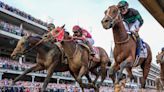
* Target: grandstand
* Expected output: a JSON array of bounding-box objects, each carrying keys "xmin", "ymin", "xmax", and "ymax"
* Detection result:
[{"xmin": 0, "ymin": 1, "xmax": 160, "ymax": 92}]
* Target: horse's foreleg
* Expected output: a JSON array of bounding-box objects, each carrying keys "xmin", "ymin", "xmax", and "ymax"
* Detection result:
[
  {"xmin": 116, "ymin": 60, "xmax": 127, "ymax": 84},
  {"xmin": 109, "ymin": 63, "xmax": 120, "ymax": 84},
  {"xmin": 85, "ymin": 73, "xmax": 92, "ymax": 83},
  {"xmin": 126, "ymin": 67, "xmax": 135, "ymax": 81},
  {"xmin": 70, "ymin": 71, "xmax": 85, "ymax": 92},
  {"xmin": 13, "ymin": 64, "xmax": 43, "ymax": 84},
  {"xmin": 77, "ymin": 66, "xmax": 95, "ymax": 89},
  {"xmin": 77, "ymin": 66, "xmax": 87, "ymax": 82},
  {"xmin": 41, "ymin": 63, "xmax": 57, "ymax": 92}
]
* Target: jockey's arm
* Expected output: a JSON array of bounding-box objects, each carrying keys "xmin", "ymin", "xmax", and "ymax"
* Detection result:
[
  {"xmin": 133, "ymin": 10, "xmax": 144, "ymax": 27},
  {"xmin": 73, "ymin": 36, "xmax": 86, "ymax": 41}
]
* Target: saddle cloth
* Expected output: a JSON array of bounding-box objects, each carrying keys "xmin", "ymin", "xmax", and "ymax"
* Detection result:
[
  {"xmin": 138, "ymin": 40, "xmax": 148, "ymax": 58},
  {"xmin": 93, "ymin": 46, "xmax": 100, "ymax": 60}
]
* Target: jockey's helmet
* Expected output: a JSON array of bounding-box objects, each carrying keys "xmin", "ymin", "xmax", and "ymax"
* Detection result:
[
  {"xmin": 118, "ymin": 1, "xmax": 129, "ymax": 8},
  {"xmin": 47, "ymin": 23, "xmax": 55, "ymax": 31},
  {"xmin": 118, "ymin": 1, "xmax": 129, "ymax": 14},
  {"xmin": 162, "ymin": 47, "xmax": 164, "ymax": 52},
  {"xmin": 72, "ymin": 25, "xmax": 81, "ymax": 32}
]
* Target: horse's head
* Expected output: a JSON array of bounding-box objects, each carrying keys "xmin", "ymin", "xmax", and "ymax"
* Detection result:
[
  {"xmin": 46, "ymin": 24, "xmax": 72, "ymax": 42},
  {"xmin": 11, "ymin": 36, "xmax": 29, "ymax": 59},
  {"xmin": 101, "ymin": 5, "xmax": 121, "ymax": 29},
  {"xmin": 156, "ymin": 52, "xmax": 164, "ymax": 64},
  {"xmin": 11, "ymin": 36, "xmax": 40, "ymax": 59}
]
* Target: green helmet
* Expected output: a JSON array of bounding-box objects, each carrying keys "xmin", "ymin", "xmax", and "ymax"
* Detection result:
[
  {"xmin": 162, "ymin": 47, "xmax": 164, "ymax": 51},
  {"xmin": 118, "ymin": 0, "xmax": 129, "ymax": 8},
  {"xmin": 47, "ymin": 23, "xmax": 55, "ymax": 30}
]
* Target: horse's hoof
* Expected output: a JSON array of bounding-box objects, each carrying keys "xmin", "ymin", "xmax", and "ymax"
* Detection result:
[
  {"xmin": 114, "ymin": 84, "xmax": 121, "ymax": 92},
  {"xmin": 95, "ymin": 83, "xmax": 100, "ymax": 88}
]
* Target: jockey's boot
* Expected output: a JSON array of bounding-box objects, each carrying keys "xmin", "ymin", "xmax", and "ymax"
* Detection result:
[
  {"xmin": 136, "ymin": 36, "xmax": 143, "ymax": 50},
  {"xmin": 86, "ymin": 41, "xmax": 95, "ymax": 56},
  {"xmin": 134, "ymin": 32, "xmax": 143, "ymax": 50}
]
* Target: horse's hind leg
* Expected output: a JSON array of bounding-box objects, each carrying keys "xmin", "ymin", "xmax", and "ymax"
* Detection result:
[
  {"xmin": 91, "ymin": 69, "xmax": 100, "ymax": 85},
  {"xmin": 13, "ymin": 64, "xmax": 43, "ymax": 84},
  {"xmin": 99, "ymin": 62, "xmax": 107, "ymax": 86},
  {"xmin": 141, "ymin": 58, "xmax": 151, "ymax": 88}
]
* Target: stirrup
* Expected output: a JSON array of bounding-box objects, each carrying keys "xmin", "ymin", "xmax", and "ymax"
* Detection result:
[{"xmin": 90, "ymin": 52, "xmax": 95, "ymax": 56}]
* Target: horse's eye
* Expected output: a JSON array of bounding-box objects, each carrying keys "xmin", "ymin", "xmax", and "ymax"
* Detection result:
[
  {"xmin": 21, "ymin": 42, "xmax": 24, "ymax": 45},
  {"xmin": 113, "ymin": 10, "xmax": 116, "ymax": 14}
]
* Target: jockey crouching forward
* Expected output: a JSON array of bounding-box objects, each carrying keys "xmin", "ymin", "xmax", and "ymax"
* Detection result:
[
  {"xmin": 72, "ymin": 25, "xmax": 95, "ymax": 57},
  {"xmin": 117, "ymin": 1, "xmax": 144, "ymax": 53}
]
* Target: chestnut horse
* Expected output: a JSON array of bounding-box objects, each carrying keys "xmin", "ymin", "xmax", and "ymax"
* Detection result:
[
  {"xmin": 45, "ymin": 26, "xmax": 111, "ymax": 92},
  {"xmin": 156, "ymin": 51, "xmax": 164, "ymax": 90},
  {"xmin": 11, "ymin": 36, "xmax": 70, "ymax": 92},
  {"xmin": 101, "ymin": 5, "xmax": 152, "ymax": 88}
]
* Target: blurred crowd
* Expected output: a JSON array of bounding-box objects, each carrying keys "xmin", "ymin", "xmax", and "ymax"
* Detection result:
[
  {"xmin": 0, "ymin": 1, "xmax": 48, "ymax": 27},
  {"xmin": 0, "ymin": 19, "xmax": 38, "ymax": 37},
  {"xmin": 0, "ymin": 79, "xmax": 80, "ymax": 92},
  {"xmin": 0, "ymin": 57, "xmax": 72, "ymax": 77}
]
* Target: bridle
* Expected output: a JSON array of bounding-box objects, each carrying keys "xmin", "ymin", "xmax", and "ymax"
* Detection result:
[
  {"xmin": 106, "ymin": 6, "xmax": 130, "ymax": 44},
  {"xmin": 106, "ymin": 7, "xmax": 121, "ymax": 28}
]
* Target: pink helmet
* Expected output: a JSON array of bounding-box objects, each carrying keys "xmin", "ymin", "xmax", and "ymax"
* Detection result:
[{"xmin": 72, "ymin": 25, "xmax": 81, "ymax": 32}]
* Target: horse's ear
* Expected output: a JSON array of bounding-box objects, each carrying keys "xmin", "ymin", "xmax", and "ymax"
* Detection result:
[{"xmin": 61, "ymin": 24, "xmax": 65, "ymax": 29}]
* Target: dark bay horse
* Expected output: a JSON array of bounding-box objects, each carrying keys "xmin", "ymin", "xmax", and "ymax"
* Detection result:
[
  {"xmin": 101, "ymin": 5, "xmax": 152, "ymax": 89},
  {"xmin": 46, "ymin": 26, "xmax": 111, "ymax": 92},
  {"xmin": 156, "ymin": 51, "xmax": 164, "ymax": 90},
  {"xmin": 11, "ymin": 36, "xmax": 70, "ymax": 92}
]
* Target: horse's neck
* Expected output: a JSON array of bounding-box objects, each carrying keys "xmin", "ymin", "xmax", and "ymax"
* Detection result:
[
  {"xmin": 28, "ymin": 36, "xmax": 45, "ymax": 55},
  {"xmin": 160, "ymin": 63, "xmax": 164, "ymax": 77},
  {"xmin": 112, "ymin": 17, "xmax": 129, "ymax": 44},
  {"xmin": 62, "ymin": 41, "xmax": 76, "ymax": 57}
]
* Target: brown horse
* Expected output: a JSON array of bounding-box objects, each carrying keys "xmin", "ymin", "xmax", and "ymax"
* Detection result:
[
  {"xmin": 101, "ymin": 5, "xmax": 152, "ymax": 88},
  {"xmin": 156, "ymin": 51, "xmax": 164, "ymax": 90},
  {"xmin": 11, "ymin": 36, "xmax": 69, "ymax": 92},
  {"xmin": 11, "ymin": 35, "xmax": 107, "ymax": 92},
  {"xmin": 45, "ymin": 26, "xmax": 111, "ymax": 92}
]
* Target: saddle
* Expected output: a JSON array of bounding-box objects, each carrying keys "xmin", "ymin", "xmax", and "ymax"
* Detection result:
[
  {"xmin": 55, "ymin": 42, "xmax": 68, "ymax": 64},
  {"xmin": 78, "ymin": 43, "xmax": 100, "ymax": 62}
]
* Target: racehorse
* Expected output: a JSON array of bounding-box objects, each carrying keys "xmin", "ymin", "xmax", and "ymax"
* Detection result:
[
  {"xmin": 101, "ymin": 5, "xmax": 152, "ymax": 89},
  {"xmin": 11, "ymin": 36, "xmax": 69, "ymax": 92},
  {"xmin": 156, "ymin": 51, "xmax": 164, "ymax": 91},
  {"xmin": 45, "ymin": 26, "xmax": 111, "ymax": 92}
]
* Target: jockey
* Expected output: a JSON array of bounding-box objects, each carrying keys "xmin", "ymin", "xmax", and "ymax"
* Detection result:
[
  {"xmin": 117, "ymin": 0, "xmax": 144, "ymax": 51},
  {"xmin": 47, "ymin": 23, "xmax": 55, "ymax": 32},
  {"xmin": 72, "ymin": 25, "xmax": 95, "ymax": 56},
  {"xmin": 43, "ymin": 23, "xmax": 55, "ymax": 42},
  {"xmin": 162, "ymin": 47, "xmax": 164, "ymax": 52}
]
